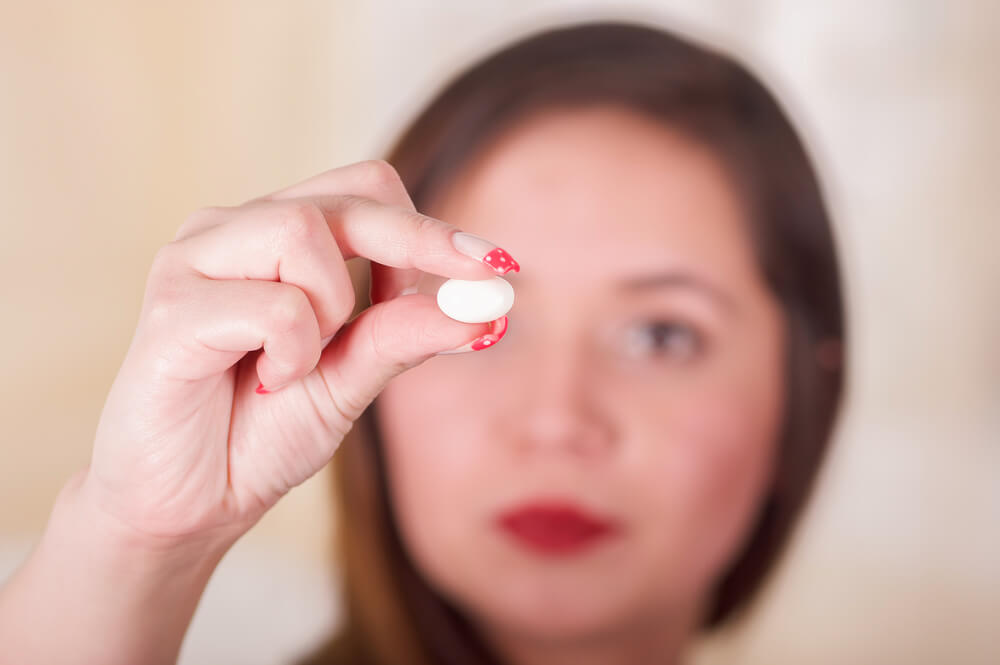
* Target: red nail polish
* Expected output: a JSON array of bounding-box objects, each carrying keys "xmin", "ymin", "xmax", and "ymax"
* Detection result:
[
  {"xmin": 256, "ymin": 383, "xmax": 270, "ymax": 394},
  {"xmin": 471, "ymin": 316, "xmax": 508, "ymax": 351},
  {"xmin": 491, "ymin": 315, "xmax": 508, "ymax": 339},
  {"xmin": 482, "ymin": 248, "xmax": 520, "ymax": 275}
]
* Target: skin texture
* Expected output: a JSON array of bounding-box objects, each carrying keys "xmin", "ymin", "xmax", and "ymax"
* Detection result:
[
  {"xmin": 376, "ymin": 107, "xmax": 787, "ymax": 665},
  {"xmin": 0, "ymin": 108, "xmax": 787, "ymax": 665},
  {"xmin": 0, "ymin": 160, "xmax": 504, "ymax": 665}
]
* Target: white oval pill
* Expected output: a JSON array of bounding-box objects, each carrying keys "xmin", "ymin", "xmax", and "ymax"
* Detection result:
[{"xmin": 436, "ymin": 276, "xmax": 514, "ymax": 323}]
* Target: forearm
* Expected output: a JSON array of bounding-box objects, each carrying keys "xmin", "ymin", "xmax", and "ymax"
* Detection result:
[{"xmin": 0, "ymin": 470, "xmax": 232, "ymax": 665}]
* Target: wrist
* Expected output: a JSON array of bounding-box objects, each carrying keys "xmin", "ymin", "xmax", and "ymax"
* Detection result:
[
  {"xmin": 0, "ymin": 469, "xmax": 236, "ymax": 665},
  {"xmin": 53, "ymin": 469, "xmax": 238, "ymax": 574}
]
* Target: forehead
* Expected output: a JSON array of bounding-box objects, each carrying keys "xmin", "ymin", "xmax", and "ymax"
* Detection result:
[{"xmin": 430, "ymin": 106, "xmax": 761, "ymax": 290}]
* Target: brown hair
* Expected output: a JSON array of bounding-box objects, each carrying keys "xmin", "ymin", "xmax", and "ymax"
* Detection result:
[{"xmin": 302, "ymin": 20, "xmax": 845, "ymax": 665}]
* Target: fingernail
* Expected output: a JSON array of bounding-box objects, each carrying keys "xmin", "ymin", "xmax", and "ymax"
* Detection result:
[
  {"xmin": 436, "ymin": 316, "xmax": 508, "ymax": 355},
  {"xmin": 451, "ymin": 232, "xmax": 520, "ymax": 275},
  {"xmin": 256, "ymin": 382, "xmax": 270, "ymax": 394}
]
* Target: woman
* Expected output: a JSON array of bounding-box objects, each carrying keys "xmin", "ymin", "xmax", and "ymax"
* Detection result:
[{"xmin": 0, "ymin": 22, "xmax": 844, "ymax": 665}]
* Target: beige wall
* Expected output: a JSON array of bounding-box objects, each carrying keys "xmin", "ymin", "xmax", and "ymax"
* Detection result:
[
  {"xmin": 0, "ymin": 1, "xmax": 359, "ymax": 557},
  {"xmin": 2, "ymin": 2, "xmax": 997, "ymax": 664}
]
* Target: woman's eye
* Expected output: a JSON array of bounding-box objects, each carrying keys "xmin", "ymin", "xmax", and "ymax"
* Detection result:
[{"xmin": 623, "ymin": 320, "xmax": 702, "ymax": 360}]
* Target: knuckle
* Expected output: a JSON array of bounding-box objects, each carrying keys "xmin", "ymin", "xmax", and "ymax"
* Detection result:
[
  {"xmin": 368, "ymin": 304, "xmax": 407, "ymax": 372},
  {"xmin": 175, "ymin": 206, "xmax": 225, "ymax": 240},
  {"xmin": 149, "ymin": 241, "xmax": 181, "ymax": 276},
  {"xmin": 357, "ymin": 159, "xmax": 402, "ymax": 188},
  {"xmin": 269, "ymin": 287, "xmax": 314, "ymax": 335},
  {"xmin": 335, "ymin": 193, "xmax": 370, "ymax": 215},
  {"xmin": 322, "ymin": 364, "xmax": 366, "ymax": 426},
  {"xmin": 404, "ymin": 210, "xmax": 439, "ymax": 239},
  {"xmin": 330, "ymin": 290, "xmax": 356, "ymax": 328},
  {"xmin": 277, "ymin": 201, "xmax": 327, "ymax": 246},
  {"xmin": 144, "ymin": 297, "xmax": 176, "ymax": 332},
  {"xmin": 356, "ymin": 159, "xmax": 412, "ymax": 209},
  {"xmin": 146, "ymin": 243, "xmax": 188, "ymax": 300},
  {"xmin": 409, "ymin": 211, "xmax": 452, "ymax": 255},
  {"xmin": 143, "ymin": 274, "xmax": 186, "ymax": 331}
]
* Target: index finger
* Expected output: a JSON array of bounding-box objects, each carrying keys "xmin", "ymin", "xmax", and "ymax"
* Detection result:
[
  {"xmin": 258, "ymin": 159, "xmax": 417, "ymax": 211},
  {"xmin": 309, "ymin": 194, "xmax": 521, "ymax": 279},
  {"xmin": 264, "ymin": 160, "xmax": 520, "ymax": 291}
]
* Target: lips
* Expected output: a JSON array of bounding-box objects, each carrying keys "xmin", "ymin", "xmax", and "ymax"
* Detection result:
[{"xmin": 496, "ymin": 502, "xmax": 619, "ymax": 555}]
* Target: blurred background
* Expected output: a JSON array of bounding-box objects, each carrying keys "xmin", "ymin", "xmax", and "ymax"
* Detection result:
[{"xmin": 1, "ymin": 1, "xmax": 997, "ymax": 664}]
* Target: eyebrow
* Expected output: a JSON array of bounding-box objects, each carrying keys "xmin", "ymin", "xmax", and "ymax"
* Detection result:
[{"xmin": 617, "ymin": 271, "xmax": 736, "ymax": 311}]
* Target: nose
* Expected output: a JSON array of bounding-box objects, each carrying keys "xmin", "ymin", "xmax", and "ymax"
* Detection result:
[{"xmin": 505, "ymin": 335, "xmax": 617, "ymax": 459}]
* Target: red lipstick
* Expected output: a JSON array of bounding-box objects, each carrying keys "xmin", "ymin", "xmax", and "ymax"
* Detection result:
[{"xmin": 496, "ymin": 502, "xmax": 619, "ymax": 555}]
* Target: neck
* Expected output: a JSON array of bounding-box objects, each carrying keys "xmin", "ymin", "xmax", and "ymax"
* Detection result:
[{"xmin": 478, "ymin": 603, "xmax": 703, "ymax": 665}]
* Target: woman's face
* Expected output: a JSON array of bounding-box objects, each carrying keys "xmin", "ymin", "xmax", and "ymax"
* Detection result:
[{"xmin": 376, "ymin": 107, "xmax": 786, "ymax": 644}]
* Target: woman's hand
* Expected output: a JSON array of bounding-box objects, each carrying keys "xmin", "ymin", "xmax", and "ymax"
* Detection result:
[
  {"xmin": 85, "ymin": 160, "xmax": 504, "ymax": 549},
  {"xmin": 0, "ymin": 160, "xmax": 510, "ymax": 665}
]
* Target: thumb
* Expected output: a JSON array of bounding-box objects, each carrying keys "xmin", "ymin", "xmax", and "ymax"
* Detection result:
[{"xmin": 316, "ymin": 294, "xmax": 493, "ymax": 422}]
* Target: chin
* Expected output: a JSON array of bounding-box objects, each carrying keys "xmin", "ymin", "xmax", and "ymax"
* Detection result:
[{"xmin": 464, "ymin": 568, "xmax": 644, "ymax": 642}]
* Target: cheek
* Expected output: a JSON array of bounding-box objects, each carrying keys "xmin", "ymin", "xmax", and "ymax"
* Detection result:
[
  {"xmin": 631, "ymin": 329, "xmax": 785, "ymax": 593},
  {"xmin": 374, "ymin": 359, "xmax": 501, "ymax": 580},
  {"xmin": 673, "ymin": 393, "xmax": 779, "ymax": 555},
  {"xmin": 377, "ymin": 361, "xmax": 483, "ymax": 492}
]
